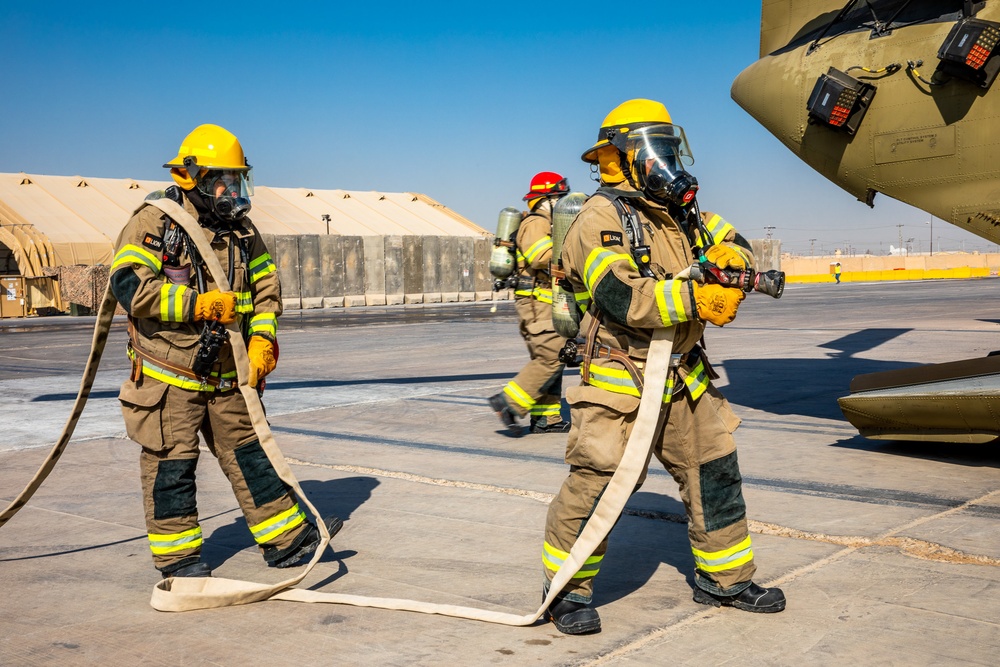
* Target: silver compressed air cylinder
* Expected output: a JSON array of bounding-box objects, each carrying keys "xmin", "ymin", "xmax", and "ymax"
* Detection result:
[
  {"xmin": 489, "ymin": 207, "xmax": 523, "ymax": 280},
  {"xmin": 550, "ymin": 192, "xmax": 587, "ymax": 339}
]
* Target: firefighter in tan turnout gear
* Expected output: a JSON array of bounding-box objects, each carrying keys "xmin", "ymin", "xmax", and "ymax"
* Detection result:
[
  {"xmin": 541, "ymin": 100, "xmax": 785, "ymax": 634},
  {"xmin": 111, "ymin": 124, "xmax": 341, "ymax": 579},
  {"xmin": 489, "ymin": 172, "xmax": 571, "ymax": 436}
]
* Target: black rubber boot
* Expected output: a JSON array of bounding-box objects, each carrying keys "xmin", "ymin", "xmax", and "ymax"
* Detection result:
[
  {"xmin": 530, "ymin": 417, "xmax": 571, "ymax": 434},
  {"xmin": 264, "ymin": 516, "xmax": 344, "ymax": 569},
  {"xmin": 693, "ymin": 582, "xmax": 786, "ymax": 613},
  {"xmin": 488, "ymin": 394, "xmax": 523, "ymax": 437},
  {"xmin": 161, "ymin": 560, "xmax": 212, "ymax": 579},
  {"xmin": 545, "ymin": 595, "xmax": 602, "ymax": 635}
]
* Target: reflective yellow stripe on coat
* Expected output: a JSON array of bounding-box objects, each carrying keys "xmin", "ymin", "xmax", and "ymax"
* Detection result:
[
  {"xmin": 128, "ymin": 349, "xmax": 237, "ymax": 392},
  {"xmin": 654, "ymin": 279, "xmax": 691, "ymax": 326},
  {"xmin": 248, "ymin": 312, "xmax": 277, "ymax": 339},
  {"xmin": 159, "ymin": 283, "xmax": 189, "ymax": 322},
  {"xmin": 583, "ymin": 248, "xmax": 636, "ymax": 296},
  {"xmin": 532, "ymin": 286, "xmax": 553, "ymax": 304},
  {"xmin": 523, "ymin": 237, "xmax": 553, "ymax": 265},
  {"xmin": 112, "ymin": 243, "xmax": 163, "ymax": 274},
  {"xmin": 585, "ymin": 359, "xmax": 709, "ymax": 402},
  {"xmin": 694, "ymin": 214, "xmax": 735, "ymax": 248},
  {"xmin": 248, "ymin": 253, "xmax": 276, "ymax": 283}
]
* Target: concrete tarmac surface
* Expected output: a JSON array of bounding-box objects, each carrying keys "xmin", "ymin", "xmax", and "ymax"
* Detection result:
[{"xmin": 2, "ymin": 279, "xmax": 1000, "ymax": 666}]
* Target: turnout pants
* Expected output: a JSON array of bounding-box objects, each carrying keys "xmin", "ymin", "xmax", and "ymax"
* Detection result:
[
  {"xmin": 119, "ymin": 377, "xmax": 309, "ymax": 572},
  {"xmin": 542, "ymin": 379, "xmax": 756, "ymax": 602},
  {"xmin": 502, "ymin": 297, "xmax": 565, "ymax": 425}
]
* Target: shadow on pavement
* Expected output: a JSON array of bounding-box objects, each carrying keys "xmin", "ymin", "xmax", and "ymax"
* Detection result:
[
  {"xmin": 722, "ymin": 328, "xmax": 919, "ymax": 420},
  {"xmin": 207, "ymin": 476, "xmax": 379, "ymax": 570},
  {"xmin": 589, "ymin": 491, "xmax": 696, "ymax": 608},
  {"xmin": 831, "ymin": 435, "xmax": 1000, "ymax": 469}
]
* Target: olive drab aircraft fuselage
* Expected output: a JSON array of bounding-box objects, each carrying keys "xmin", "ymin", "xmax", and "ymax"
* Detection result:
[
  {"xmin": 733, "ymin": 0, "xmax": 1000, "ymax": 244},
  {"xmin": 733, "ymin": 0, "xmax": 1000, "ymax": 444}
]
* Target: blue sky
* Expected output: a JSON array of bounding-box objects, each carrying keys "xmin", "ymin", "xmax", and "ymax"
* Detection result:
[{"xmin": 0, "ymin": 2, "xmax": 981, "ymax": 255}]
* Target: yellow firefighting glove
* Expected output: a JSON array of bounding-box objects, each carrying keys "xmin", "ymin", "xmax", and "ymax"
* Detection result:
[
  {"xmin": 693, "ymin": 283, "xmax": 745, "ymax": 327},
  {"xmin": 247, "ymin": 336, "xmax": 277, "ymax": 388},
  {"xmin": 194, "ymin": 289, "xmax": 237, "ymax": 324},
  {"xmin": 704, "ymin": 244, "xmax": 747, "ymax": 270}
]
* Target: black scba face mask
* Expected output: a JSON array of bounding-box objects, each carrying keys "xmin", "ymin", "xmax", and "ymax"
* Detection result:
[
  {"xmin": 609, "ymin": 123, "xmax": 699, "ymax": 207},
  {"xmin": 632, "ymin": 134, "xmax": 699, "ymax": 207},
  {"xmin": 641, "ymin": 155, "xmax": 699, "ymax": 207},
  {"xmin": 200, "ymin": 170, "xmax": 252, "ymax": 222},
  {"xmin": 210, "ymin": 177, "xmax": 251, "ymax": 221}
]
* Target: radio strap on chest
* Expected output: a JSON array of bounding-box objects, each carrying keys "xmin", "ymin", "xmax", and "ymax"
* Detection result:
[{"xmin": 594, "ymin": 189, "xmax": 655, "ymax": 279}]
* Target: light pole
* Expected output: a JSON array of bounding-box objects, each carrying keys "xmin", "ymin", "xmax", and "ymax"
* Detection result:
[
  {"xmin": 321, "ymin": 214, "xmax": 331, "ymax": 235},
  {"xmin": 927, "ymin": 215, "xmax": 933, "ymax": 256},
  {"xmin": 809, "ymin": 238, "xmax": 816, "ymax": 256}
]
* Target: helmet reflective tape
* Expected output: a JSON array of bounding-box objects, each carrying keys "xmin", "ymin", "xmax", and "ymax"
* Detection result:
[
  {"xmin": 530, "ymin": 180, "xmax": 563, "ymax": 192},
  {"xmin": 523, "ymin": 171, "xmax": 569, "ymax": 200}
]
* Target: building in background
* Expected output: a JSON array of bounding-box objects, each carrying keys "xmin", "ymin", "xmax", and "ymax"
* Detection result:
[{"xmin": 0, "ymin": 173, "xmax": 493, "ymax": 316}]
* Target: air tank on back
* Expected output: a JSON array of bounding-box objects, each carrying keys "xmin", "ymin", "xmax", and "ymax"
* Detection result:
[
  {"xmin": 550, "ymin": 192, "xmax": 587, "ymax": 338},
  {"xmin": 489, "ymin": 207, "xmax": 523, "ymax": 281}
]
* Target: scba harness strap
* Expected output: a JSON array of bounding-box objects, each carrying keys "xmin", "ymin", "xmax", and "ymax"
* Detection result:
[
  {"xmin": 0, "ymin": 194, "xmax": 680, "ymax": 628},
  {"xmin": 593, "ymin": 188, "xmax": 655, "ymax": 279}
]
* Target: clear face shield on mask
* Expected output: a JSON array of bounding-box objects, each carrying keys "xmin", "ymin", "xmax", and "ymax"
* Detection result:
[
  {"xmin": 619, "ymin": 124, "xmax": 699, "ymax": 206},
  {"xmin": 196, "ymin": 168, "xmax": 254, "ymax": 221}
]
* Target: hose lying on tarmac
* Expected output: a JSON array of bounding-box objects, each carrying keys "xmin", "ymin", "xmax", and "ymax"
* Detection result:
[{"xmin": 1, "ymin": 196, "xmax": 678, "ymax": 624}]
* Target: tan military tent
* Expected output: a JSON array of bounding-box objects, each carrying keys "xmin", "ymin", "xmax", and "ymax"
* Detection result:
[{"xmin": 0, "ymin": 172, "xmax": 487, "ymax": 276}]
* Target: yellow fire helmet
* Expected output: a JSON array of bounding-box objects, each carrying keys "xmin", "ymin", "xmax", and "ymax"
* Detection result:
[
  {"xmin": 585, "ymin": 99, "xmax": 671, "ymax": 185},
  {"xmin": 164, "ymin": 124, "xmax": 252, "ymax": 191},
  {"xmin": 582, "ymin": 99, "xmax": 693, "ymax": 189}
]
